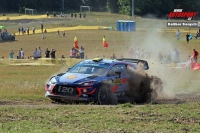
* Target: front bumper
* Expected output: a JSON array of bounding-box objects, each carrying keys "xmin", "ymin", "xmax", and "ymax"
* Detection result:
[{"xmin": 45, "ymin": 91, "xmax": 96, "ymax": 101}]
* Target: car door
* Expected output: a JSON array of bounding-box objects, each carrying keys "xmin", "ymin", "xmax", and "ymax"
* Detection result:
[{"xmin": 106, "ymin": 64, "xmax": 128, "ymax": 97}]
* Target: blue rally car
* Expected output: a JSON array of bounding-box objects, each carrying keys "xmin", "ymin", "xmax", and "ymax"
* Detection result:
[{"xmin": 45, "ymin": 58, "xmax": 150, "ymax": 104}]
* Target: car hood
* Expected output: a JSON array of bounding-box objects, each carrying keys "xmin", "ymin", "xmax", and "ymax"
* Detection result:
[{"xmin": 58, "ymin": 73, "xmax": 98, "ymax": 83}]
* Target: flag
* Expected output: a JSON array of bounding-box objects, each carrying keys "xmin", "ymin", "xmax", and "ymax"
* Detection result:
[
  {"xmin": 103, "ymin": 37, "xmax": 108, "ymax": 47},
  {"xmin": 74, "ymin": 37, "xmax": 79, "ymax": 49}
]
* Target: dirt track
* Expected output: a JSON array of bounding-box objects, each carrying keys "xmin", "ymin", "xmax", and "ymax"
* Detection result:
[{"xmin": 0, "ymin": 92, "xmax": 200, "ymax": 107}]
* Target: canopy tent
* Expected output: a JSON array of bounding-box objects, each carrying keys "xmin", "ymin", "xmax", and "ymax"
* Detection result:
[{"xmin": 0, "ymin": 26, "xmax": 6, "ymax": 29}]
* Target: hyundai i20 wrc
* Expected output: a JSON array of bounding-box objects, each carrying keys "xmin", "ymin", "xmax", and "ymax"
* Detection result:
[{"xmin": 45, "ymin": 58, "xmax": 151, "ymax": 104}]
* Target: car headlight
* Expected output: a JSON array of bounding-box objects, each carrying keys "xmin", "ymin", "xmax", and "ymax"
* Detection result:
[
  {"xmin": 78, "ymin": 80, "xmax": 96, "ymax": 86},
  {"xmin": 48, "ymin": 77, "xmax": 57, "ymax": 84}
]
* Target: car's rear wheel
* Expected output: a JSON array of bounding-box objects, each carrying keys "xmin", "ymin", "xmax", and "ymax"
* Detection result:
[{"xmin": 97, "ymin": 85, "xmax": 109, "ymax": 105}]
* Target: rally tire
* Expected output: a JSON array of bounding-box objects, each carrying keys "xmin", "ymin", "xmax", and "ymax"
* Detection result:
[{"xmin": 97, "ymin": 85, "xmax": 109, "ymax": 105}]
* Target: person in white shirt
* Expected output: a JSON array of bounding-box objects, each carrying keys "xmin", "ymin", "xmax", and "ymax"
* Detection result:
[
  {"xmin": 20, "ymin": 48, "xmax": 24, "ymax": 59},
  {"xmin": 79, "ymin": 46, "xmax": 84, "ymax": 59},
  {"xmin": 33, "ymin": 48, "xmax": 38, "ymax": 59},
  {"xmin": 32, "ymin": 26, "xmax": 35, "ymax": 34},
  {"xmin": 42, "ymin": 32, "xmax": 46, "ymax": 39},
  {"xmin": 37, "ymin": 47, "xmax": 42, "ymax": 58}
]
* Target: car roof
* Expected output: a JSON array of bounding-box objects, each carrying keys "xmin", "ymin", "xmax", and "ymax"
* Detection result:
[
  {"xmin": 80, "ymin": 58, "xmax": 149, "ymax": 70},
  {"xmin": 83, "ymin": 58, "xmax": 132, "ymax": 65}
]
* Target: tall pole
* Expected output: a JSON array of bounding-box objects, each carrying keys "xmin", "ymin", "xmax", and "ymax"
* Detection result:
[
  {"xmin": 62, "ymin": 0, "xmax": 64, "ymax": 11},
  {"xmin": 132, "ymin": 0, "xmax": 134, "ymax": 17}
]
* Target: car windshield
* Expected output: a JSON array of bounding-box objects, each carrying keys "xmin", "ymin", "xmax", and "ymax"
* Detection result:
[{"xmin": 68, "ymin": 61, "xmax": 110, "ymax": 76}]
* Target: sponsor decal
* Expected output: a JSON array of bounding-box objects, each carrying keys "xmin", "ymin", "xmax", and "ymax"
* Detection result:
[
  {"xmin": 168, "ymin": 9, "xmax": 197, "ymax": 19},
  {"xmin": 167, "ymin": 22, "xmax": 198, "ymax": 27},
  {"xmin": 83, "ymin": 89, "xmax": 87, "ymax": 93},
  {"xmin": 67, "ymin": 75, "xmax": 77, "ymax": 79},
  {"xmin": 113, "ymin": 78, "xmax": 122, "ymax": 84}
]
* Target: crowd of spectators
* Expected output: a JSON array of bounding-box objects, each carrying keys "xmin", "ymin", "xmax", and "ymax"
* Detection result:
[
  {"xmin": 7, "ymin": 46, "xmax": 57, "ymax": 60},
  {"xmin": 69, "ymin": 46, "xmax": 84, "ymax": 59}
]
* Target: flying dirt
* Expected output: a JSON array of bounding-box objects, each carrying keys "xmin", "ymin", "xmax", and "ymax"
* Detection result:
[{"xmin": 106, "ymin": 62, "xmax": 176, "ymax": 104}]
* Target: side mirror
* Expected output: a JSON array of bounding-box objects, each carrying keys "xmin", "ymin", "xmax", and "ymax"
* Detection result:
[{"xmin": 115, "ymin": 71, "xmax": 121, "ymax": 78}]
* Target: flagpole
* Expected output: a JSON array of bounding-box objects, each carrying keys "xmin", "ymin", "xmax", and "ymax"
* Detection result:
[{"xmin": 106, "ymin": 47, "xmax": 107, "ymax": 59}]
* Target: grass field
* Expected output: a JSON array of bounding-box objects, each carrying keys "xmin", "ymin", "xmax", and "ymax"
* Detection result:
[
  {"xmin": 1, "ymin": 103, "xmax": 200, "ymax": 132},
  {"xmin": 0, "ymin": 12, "xmax": 200, "ymax": 132}
]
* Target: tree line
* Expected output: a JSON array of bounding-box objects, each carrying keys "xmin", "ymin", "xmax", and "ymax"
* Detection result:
[{"xmin": 0, "ymin": 0, "xmax": 199, "ymax": 18}]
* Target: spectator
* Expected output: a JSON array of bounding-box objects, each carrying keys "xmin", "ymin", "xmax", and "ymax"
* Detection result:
[
  {"xmin": 46, "ymin": 11, "xmax": 49, "ymax": 17},
  {"xmin": 70, "ymin": 47, "xmax": 76, "ymax": 58},
  {"xmin": 32, "ymin": 26, "xmax": 35, "ymax": 34},
  {"xmin": 74, "ymin": 13, "xmax": 77, "ymax": 18},
  {"xmin": 111, "ymin": 54, "xmax": 116, "ymax": 60},
  {"xmin": 23, "ymin": 27, "xmax": 26, "ymax": 34},
  {"xmin": 27, "ymin": 27, "xmax": 29, "ymax": 35},
  {"xmin": 79, "ymin": 13, "xmax": 82, "ymax": 18},
  {"xmin": 9, "ymin": 50, "xmax": 14, "ymax": 59},
  {"xmin": 166, "ymin": 51, "xmax": 172, "ymax": 63},
  {"xmin": 79, "ymin": 46, "xmax": 85, "ymax": 59},
  {"xmin": 61, "ymin": 55, "xmax": 65, "ymax": 58},
  {"xmin": 37, "ymin": 47, "xmax": 42, "ymax": 58},
  {"xmin": 71, "ymin": 13, "xmax": 73, "ymax": 18},
  {"xmin": 50, "ymin": 49, "xmax": 56, "ymax": 58},
  {"xmin": 176, "ymin": 29, "xmax": 181, "ymax": 40},
  {"xmin": 163, "ymin": 55, "xmax": 168, "ymax": 64},
  {"xmin": 41, "ymin": 24, "xmax": 44, "ymax": 32},
  {"xmin": 186, "ymin": 33, "xmax": 190, "ymax": 43},
  {"xmin": 45, "ymin": 48, "xmax": 50, "ymax": 58},
  {"xmin": 63, "ymin": 31, "xmax": 66, "ymax": 37},
  {"xmin": 21, "ymin": 48, "xmax": 25, "ymax": 59},
  {"xmin": 42, "ymin": 32, "xmax": 46, "ymax": 40},
  {"xmin": 191, "ymin": 48, "xmax": 199, "ymax": 63},
  {"xmin": 53, "ymin": 11, "xmax": 56, "ymax": 17},
  {"xmin": 18, "ymin": 28, "xmax": 20, "ymax": 35},
  {"xmin": 21, "ymin": 27, "xmax": 24, "ymax": 35},
  {"xmin": 18, "ymin": 49, "xmax": 21, "ymax": 59},
  {"xmin": 33, "ymin": 48, "xmax": 38, "ymax": 59},
  {"xmin": 195, "ymin": 31, "xmax": 199, "ymax": 39},
  {"xmin": 57, "ymin": 30, "xmax": 61, "ymax": 38},
  {"xmin": 174, "ymin": 48, "xmax": 180, "ymax": 63},
  {"xmin": 44, "ymin": 29, "xmax": 47, "ymax": 33},
  {"xmin": 83, "ymin": 13, "xmax": 86, "ymax": 18}
]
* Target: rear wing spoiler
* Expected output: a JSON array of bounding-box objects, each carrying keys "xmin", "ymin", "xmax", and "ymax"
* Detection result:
[{"xmin": 116, "ymin": 58, "xmax": 149, "ymax": 70}]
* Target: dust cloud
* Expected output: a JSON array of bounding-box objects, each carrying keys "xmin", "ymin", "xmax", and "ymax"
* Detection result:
[
  {"xmin": 125, "ymin": 63, "xmax": 175, "ymax": 104},
  {"xmin": 119, "ymin": 19, "xmax": 183, "ymax": 103}
]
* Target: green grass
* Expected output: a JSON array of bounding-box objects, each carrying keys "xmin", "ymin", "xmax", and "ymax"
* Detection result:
[
  {"xmin": 0, "ymin": 66, "xmax": 61, "ymax": 100},
  {"xmin": 0, "ymin": 103, "xmax": 200, "ymax": 132}
]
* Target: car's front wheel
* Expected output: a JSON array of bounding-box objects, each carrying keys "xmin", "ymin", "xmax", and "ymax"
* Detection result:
[{"xmin": 97, "ymin": 84, "xmax": 109, "ymax": 105}]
